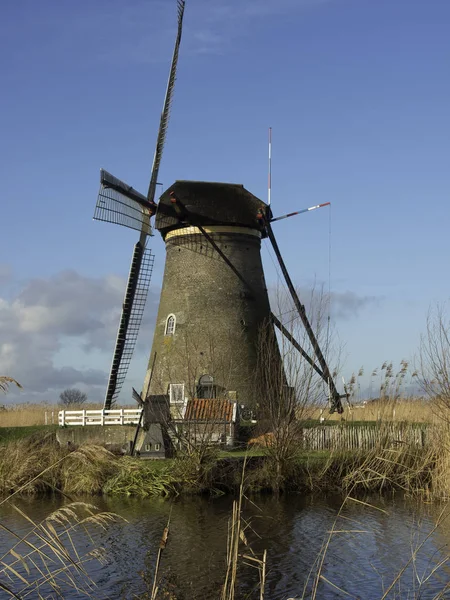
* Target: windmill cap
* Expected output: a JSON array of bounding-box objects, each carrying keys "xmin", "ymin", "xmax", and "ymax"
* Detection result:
[{"xmin": 155, "ymin": 180, "xmax": 268, "ymax": 234}]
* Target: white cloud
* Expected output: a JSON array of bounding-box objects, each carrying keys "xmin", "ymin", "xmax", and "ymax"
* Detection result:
[
  {"xmin": 270, "ymin": 284, "xmax": 380, "ymax": 323},
  {"xmin": 0, "ymin": 269, "xmax": 158, "ymax": 404}
]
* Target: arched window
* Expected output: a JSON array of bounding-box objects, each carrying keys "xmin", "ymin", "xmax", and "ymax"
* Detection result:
[
  {"xmin": 165, "ymin": 314, "xmax": 176, "ymax": 336},
  {"xmin": 197, "ymin": 374, "xmax": 215, "ymax": 399}
]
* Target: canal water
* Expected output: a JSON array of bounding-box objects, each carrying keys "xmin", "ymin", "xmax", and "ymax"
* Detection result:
[{"xmin": 1, "ymin": 493, "xmax": 449, "ymax": 599}]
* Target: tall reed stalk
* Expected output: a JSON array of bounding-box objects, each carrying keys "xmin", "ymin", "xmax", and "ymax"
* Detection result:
[
  {"xmin": 221, "ymin": 457, "xmax": 267, "ymax": 600},
  {"xmin": 1, "ymin": 499, "xmax": 124, "ymax": 597}
]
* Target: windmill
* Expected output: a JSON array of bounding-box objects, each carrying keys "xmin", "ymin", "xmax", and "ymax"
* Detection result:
[
  {"xmin": 142, "ymin": 183, "xmax": 346, "ymax": 415},
  {"xmin": 93, "ymin": 0, "xmax": 345, "ymax": 418},
  {"xmin": 93, "ymin": 0, "xmax": 185, "ymax": 410}
]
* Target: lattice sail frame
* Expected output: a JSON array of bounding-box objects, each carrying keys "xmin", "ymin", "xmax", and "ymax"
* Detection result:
[
  {"xmin": 105, "ymin": 245, "xmax": 155, "ymax": 405},
  {"xmin": 94, "ymin": 169, "xmax": 153, "ymax": 236}
]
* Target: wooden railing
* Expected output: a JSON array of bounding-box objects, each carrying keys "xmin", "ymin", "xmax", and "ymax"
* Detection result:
[
  {"xmin": 301, "ymin": 423, "xmax": 428, "ymax": 451},
  {"xmin": 58, "ymin": 408, "xmax": 142, "ymax": 427}
]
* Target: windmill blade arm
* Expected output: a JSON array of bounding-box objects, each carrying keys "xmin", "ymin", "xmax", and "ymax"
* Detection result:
[
  {"xmin": 147, "ymin": 0, "xmax": 186, "ymax": 204},
  {"xmin": 101, "ymin": 169, "xmax": 155, "ymax": 211},
  {"xmin": 104, "ymin": 244, "xmax": 155, "ymax": 409},
  {"xmin": 94, "ymin": 170, "xmax": 154, "ymax": 235}
]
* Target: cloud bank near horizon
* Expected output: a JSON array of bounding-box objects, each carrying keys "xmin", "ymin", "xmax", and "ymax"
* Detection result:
[
  {"xmin": 0, "ymin": 269, "xmax": 158, "ymax": 404},
  {"xmin": 0, "ymin": 265, "xmax": 377, "ymax": 405}
]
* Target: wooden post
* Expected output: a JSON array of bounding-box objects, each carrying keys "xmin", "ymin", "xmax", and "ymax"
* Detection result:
[
  {"xmin": 101, "ymin": 410, "xmax": 104, "ymax": 426},
  {"xmin": 61, "ymin": 410, "xmax": 65, "ymax": 426},
  {"xmin": 120, "ymin": 408, "xmax": 124, "ymax": 425},
  {"xmin": 82, "ymin": 409, "xmax": 86, "ymax": 426}
]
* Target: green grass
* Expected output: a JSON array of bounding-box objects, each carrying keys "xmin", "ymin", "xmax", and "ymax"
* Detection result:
[
  {"xmin": 0, "ymin": 425, "xmax": 58, "ymax": 443},
  {"xmin": 218, "ymin": 448, "xmax": 336, "ymax": 467},
  {"xmin": 218, "ymin": 448, "xmax": 265, "ymax": 458},
  {"xmin": 139, "ymin": 457, "xmax": 175, "ymax": 469}
]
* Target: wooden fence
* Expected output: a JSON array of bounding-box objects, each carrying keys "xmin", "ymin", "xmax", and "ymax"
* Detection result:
[
  {"xmin": 301, "ymin": 424, "xmax": 428, "ymax": 451},
  {"xmin": 58, "ymin": 409, "xmax": 142, "ymax": 427}
]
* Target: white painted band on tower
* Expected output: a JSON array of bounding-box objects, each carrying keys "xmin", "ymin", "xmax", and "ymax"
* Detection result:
[{"xmin": 165, "ymin": 225, "xmax": 262, "ymax": 241}]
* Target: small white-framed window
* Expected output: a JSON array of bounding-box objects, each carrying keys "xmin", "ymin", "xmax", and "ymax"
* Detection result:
[
  {"xmin": 155, "ymin": 443, "xmax": 161, "ymax": 451},
  {"xmin": 165, "ymin": 314, "xmax": 176, "ymax": 336},
  {"xmin": 169, "ymin": 383, "xmax": 185, "ymax": 404}
]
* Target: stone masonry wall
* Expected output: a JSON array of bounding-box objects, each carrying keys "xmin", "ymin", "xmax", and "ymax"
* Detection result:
[{"xmin": 143, "ymin": 230, "xmax": 273, "ymax": 406}]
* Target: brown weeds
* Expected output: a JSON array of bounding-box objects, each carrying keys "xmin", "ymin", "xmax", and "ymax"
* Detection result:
[{"xmin": 0, "ymin": 501, "xmax": 125, "ymax": 598}]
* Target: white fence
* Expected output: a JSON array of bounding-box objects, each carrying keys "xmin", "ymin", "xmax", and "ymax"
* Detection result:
[{"xmin": 58, "ymin": 408, "xmax": 142, "ymax": 427}]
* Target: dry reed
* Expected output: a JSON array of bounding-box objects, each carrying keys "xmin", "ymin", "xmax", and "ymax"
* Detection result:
[
  {"xmin": 0, "ymin": 377, "xmax": 22, "ymax": 395},
  {"xmin": 221, "ymin": 458, "xmax": 267, "ymax": 600},
  {"xmin": 0, "ymin": 403, "xmax": 102, "ymax": 428},
  {"xmin": 0, "ymin": 402, "xmax": 138, "ymax": 428},
  {"xmin": 150, "ymin": 512, "xmax": 172, "ymax": 600},
  {"xmin": 313, "ymin": 398, "xmax": 436, "ymax": 424},
  {"xmin": 0, "ymin": 434, "xmax": 179, "ymax": 499},
  {"xmin": 0, "ymin": 501, "xmax": 124, "ymax": 598}
]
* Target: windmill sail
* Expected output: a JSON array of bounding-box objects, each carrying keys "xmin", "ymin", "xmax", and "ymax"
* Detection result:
[
  {"xmin": 99, "ymin": 0, "xmax": 186, "ymax": 410},
  {"xmin": 94, "ymin": 169, "xmax": 154, "ymax": 235},
  {"xmin": 105, "ymin": 245, "xmax": 155, "ymax": 405},
  {"xmin": 147, "ymin": 0, "xmax": 185, "ymax": 204}
]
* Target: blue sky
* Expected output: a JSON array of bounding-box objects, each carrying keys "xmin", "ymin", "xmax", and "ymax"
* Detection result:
[{"xmin": 1, "ymin": 0, "xmax": 449, "ymax": 404}]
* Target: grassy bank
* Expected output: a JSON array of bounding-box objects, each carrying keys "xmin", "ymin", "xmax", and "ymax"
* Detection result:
[
  {"xmin": 0, "ymin": 425, "xmax": 58, "ymax": 443},
  {"xmin": 0, "ymin": 429, "xmax": 446, "ymax": 500}
]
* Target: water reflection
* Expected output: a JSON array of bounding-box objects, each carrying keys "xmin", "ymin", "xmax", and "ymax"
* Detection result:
[{"xmin": 1, "ymin": 493, "xmax": 449, "ymax": 599}]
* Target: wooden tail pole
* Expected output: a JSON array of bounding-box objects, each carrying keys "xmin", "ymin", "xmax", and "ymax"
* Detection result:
[
  {"xmin": 270, "ymin": 202, "xmax": 330, "ymax": 223},
  {"xmin": 271, "ymin": 313, "xmax": 324, "ymax": 379},
  {"xmin": 263, "ymin": 218, "xmax": 344, "ymax": 414}
]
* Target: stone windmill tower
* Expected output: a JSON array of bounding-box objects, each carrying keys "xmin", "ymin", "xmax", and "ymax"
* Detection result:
[
  {"xmin": 143, "ymin": 181, "xmax": 274, "ymax": 408},
  {"xmin": 142, "ymin": 180, "xmax": 347, "ymax": 416}
]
